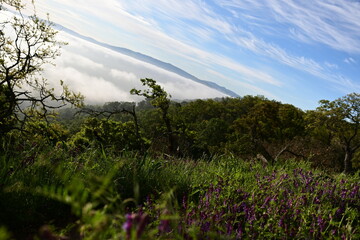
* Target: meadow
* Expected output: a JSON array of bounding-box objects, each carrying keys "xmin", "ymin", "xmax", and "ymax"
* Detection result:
[{"xmin": 0, "ymin": 142, "xmax": 359, "ymax": 239}]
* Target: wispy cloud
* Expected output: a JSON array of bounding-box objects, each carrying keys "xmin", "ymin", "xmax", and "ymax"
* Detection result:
[
  {"xmin": 227, "ymin": 33, "xmax": 360, "ymax": 92},
  {"xmin": 210, "ymin": 1, "xmax": 359, "ymax": 93},
  {"xmin": 344, "ymin": 57, "xmax": 357, "ymax": 64},
  {"xmin": 216, "ymin": 0, "xmax": 360, "ymax": 54},
  {"xmin": 121, "ymin": 0, "xmax": 235, "ymax": 35},
  {"xmin": 207, "ymin": 69, "xmax": 278, "ymax": 99},
  {"xmin": 324, "ymin": 62, "xmax": 338, "ymax": 69}
]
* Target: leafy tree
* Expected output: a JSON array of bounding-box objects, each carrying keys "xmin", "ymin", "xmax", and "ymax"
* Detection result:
[
  {"xmin": 0, "ymin": 0, "xmax": 83, "ymax": 135},
  {"xmin": 68, "ymin": 117, "xmax": 147, "ymax": 152},
  {"xmin": 179, "ymin": 99, "xmax": 224, "ymax": 123},
  {"xmin": 174, "ymin": 96, "xmax": 270, "ymax": 158},
  {"xmin": 305, "ymin": 110, "xmax": 333, "ymax": 145},
  {"xmin": 222, "ymin": 95, "xmax": 267, "ymax": 122},
  {"xmin": 131, "ymin": 78, "xmax": 177, "ymax": 154},
  {"xmin": 229, "ymin": 100, "xmax": 305, "ymax": 163},
  {"xmin": 229, "ymin": 100, "xmax": 280, "ymax": 162},
  {"xmin": 196, "ymin": 118, "xmax": 229, "ymax": 155},
  {"xmin": 317, "ymin": 93, "xmax": 360, "ymax": 173},
  {"xmin": 277, "ymin": 104, "xmax": 305, "ymax": 140},
  {"xmin": 79, "ymin": 101, "xmax": 140, "ymax": 138}
]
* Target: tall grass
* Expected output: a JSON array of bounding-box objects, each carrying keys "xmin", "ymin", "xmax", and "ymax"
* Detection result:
[{"xmin": 0, "ymin": 146, "xmax": 359, "ymax": 239}]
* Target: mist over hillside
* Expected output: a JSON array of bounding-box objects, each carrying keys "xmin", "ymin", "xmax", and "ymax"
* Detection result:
[
  {"xmin": 60, "ymin": 25, "xmax": 240, "ymax": 98},
  {"xmin": 43, "ymin": 25, "xmax": 239, "ymax": 104}
]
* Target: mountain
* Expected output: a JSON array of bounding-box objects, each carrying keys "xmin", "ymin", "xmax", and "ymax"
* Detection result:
[{"xmin": 56, "ymin": 25, "xmax": 240, "ymax": 98}]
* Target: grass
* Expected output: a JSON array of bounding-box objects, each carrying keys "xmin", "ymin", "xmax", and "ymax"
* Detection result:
[{"xmin": 0, "ymin": 146, "xmax": 359, "ymax": 239}]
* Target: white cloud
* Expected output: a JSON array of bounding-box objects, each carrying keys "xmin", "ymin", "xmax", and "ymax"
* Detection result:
[
  {"xmin": 110, "ymin": 69, "xmax": 137, "ymax": 83},
  {"xmin": 216, "ymin": 0, "xmax": 360, "ymax": 54},
  {"xmin": 55, "ymin": 67, "xmax": 132, "ymax": 103},
  {"xmin": 120, "ymin": 0, "xmax": 235, "ymax": 35},
  {"xmin": 344, "ymin": 57, "xmax": 357, "ymax": 64},
  {"xmin": 324, "ymin": 62, "xmax": 338, "ymax": 69},
  {"xmin": 59, "ymin": 50, "xmax": 105, "ymax": 70},
  {"xmin": 71, "ymin": 0, "xmax": 357, "ymax": 92},
  {"xmin": 229, "ymin": 33, "xmax": 359, "ymax": 91},
  {"xmin": 207, "ymin": 69, "xmax": 278, "ymax": 99},
  {"xmin": 42, "ymin": 31, "xmax": 228, "ymax": 104}
]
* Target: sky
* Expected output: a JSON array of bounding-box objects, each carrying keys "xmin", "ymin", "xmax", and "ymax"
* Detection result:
[{"xmin": 18, "ymin": 0, "xmax": 360, "ymax": 109}]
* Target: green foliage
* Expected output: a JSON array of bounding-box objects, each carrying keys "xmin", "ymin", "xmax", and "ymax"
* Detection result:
[
  {"xmin": 317, "ymin": 93, "xmax": 360, "ymax": 173},
  {"xmin": 68, "ymin": 117, "xmax": 148, "ymax": 153},
  {"xmin": 0, "ymin": 226, "xmax": 12, "ymax": 240},
  {"xmin": 131, "ymin": 78, "xmax": 177, "ymax": 154},
  {"xmin": 0, "ymin": 84, "xmax": 16, "ymax": 134},
  {"xmin": 36, "ymin": 165, "xmax": 126, "ymax": 239},
  {"xmin": 226, "ymin": 99, "xmax": 305, "ymax": 163},
  {"xmin": 130, "ymin": 78, "xmax": 171, "ymax": 111},
  {"xmin": 238, "ymin": 100, "xmax": 304, "ymax": 143}
]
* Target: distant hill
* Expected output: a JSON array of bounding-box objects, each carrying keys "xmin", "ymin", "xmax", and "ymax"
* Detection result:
[{"xmin": 56, "ymin": 25, "xmax": 240, "ymax": 98}]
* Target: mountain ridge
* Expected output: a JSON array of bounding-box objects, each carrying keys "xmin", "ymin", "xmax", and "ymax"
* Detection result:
[{"xmin": 56, "ymin": 25, "xmax": 240, "ymax": 98}]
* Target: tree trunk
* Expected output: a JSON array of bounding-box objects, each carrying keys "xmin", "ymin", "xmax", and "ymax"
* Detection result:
[
  {"xmin": 162, "ymin": 111, "xmax": 177, "ymax": 155},
  {"xmin": 275, "ymin": 145, "xmax": 289, "ymax": 162},
  {"xmin": 255, "ymin": 142, "xmax": 275, "ymax": 164},
  {"xmin": 130, "ymin": 105, "xmax": 140, "ymax": 139},
  {"xmin": 343, "ymin": 148, "xmax": 353, "ymax": 174}
]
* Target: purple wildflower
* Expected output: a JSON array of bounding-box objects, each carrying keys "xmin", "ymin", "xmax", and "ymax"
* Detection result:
[
  {"xmin": 159, "ymin": 219, "xmax": 171, "ymax": 233},
  {"xmin": 200, "ymin": 222, "xmax": 211, "ymax": 232},
  {"xmin": 349, "ymin": 185, "xmax": 359, "ymax": 198},
  {"xmin": 313, "ymin": 197, "xmax": 321, "ymax": 204},
  {"xmin": 261, "ymin": 196, "xmax": 272, "ymax": 208},
  {"xmin": 159, "ymin": 209, "xmax": 172, "ymax": 234},
  {"xmin": 317, "ymin": 215, "xmax": 326, "ymax": 232},
  {"xmin": 122, "ymin": 214, "xmax": 133, "ymax": 235},
  {"xmin": 122, "ymin": 212, "xmax": 149, "ymax": 239}
]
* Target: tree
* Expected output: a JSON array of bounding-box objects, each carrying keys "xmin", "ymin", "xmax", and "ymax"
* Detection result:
[
  {"xmin": 131, "ymin": 78, "xmax": 176, "ymax": 154},
  {"xmin": 79, "ymin": 101, "xmax": 141, "ymax": 139},
  {"xmin": 0, "ymin": 0, "xmax": 83, "ymax": 135},
  {"xmin": 68, "ymin": 117, "xmax": 147, "ymax": 153},
  {"xmin": 228, "ymin": 99, "xmax": 305, "ymax": 163},
  {"xmin": 305, "ymin": 110, "xmax": 334, "ymax": 146},
  {"xmin": 317, "ymin": 93, "xmax": 360, "ymax": 173},
  {"xmin": 230, "ymin": 100, "xmax": 280, "ymax": 163}
]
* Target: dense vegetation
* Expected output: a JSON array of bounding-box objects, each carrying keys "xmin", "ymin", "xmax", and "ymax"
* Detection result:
[
  {"xmin": 1, "ymin": 147, "xmax": 359, "ymax": 239},
  {"xmin": 1, "ymin": 1, "xmax": 359, "ymax": 239}
]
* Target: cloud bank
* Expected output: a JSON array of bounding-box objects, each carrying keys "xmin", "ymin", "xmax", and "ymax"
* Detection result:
[{"xmin": 44, "ymin": 32, "xmax": 228, "ymax": 105}]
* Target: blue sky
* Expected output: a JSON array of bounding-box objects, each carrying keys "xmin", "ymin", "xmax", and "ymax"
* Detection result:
[{"xmin": 25, "ymin": 0, "xmax": 360, "ymax": 109}]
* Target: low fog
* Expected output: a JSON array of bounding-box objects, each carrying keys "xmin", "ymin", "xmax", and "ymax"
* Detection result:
[{"xmin": 44, "ymin": 32, "xmax": 227, "ymax": 105}]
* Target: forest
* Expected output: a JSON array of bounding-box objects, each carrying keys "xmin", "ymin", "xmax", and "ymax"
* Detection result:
[{"xmin": 1, "ymin": 0, "xmax": 359, "ymax": 239}]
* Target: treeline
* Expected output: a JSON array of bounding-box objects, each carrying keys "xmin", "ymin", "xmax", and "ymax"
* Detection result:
[{"xmin": 6, "ymin": 78, "xmax": 356, "ymax": 174}]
